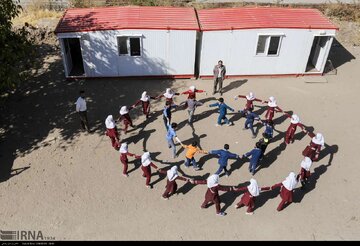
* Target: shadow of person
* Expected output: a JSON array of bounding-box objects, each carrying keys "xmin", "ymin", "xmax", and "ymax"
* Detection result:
[
  {"xmin": 228, "ymin": 157, "xmax": 246, "ymax": 173},
  {"xmin": 122, "ymin": 129, "xmax": 156, "ymax": 152},
  {"xmin": 176, "ymin": 172, "xmax": 210, "ymax": 196},
  {"xmin": 255, "ymin": 142, "xmax": 287, "ymax": 174},
  {"xmin": 255, "ymin": 188, "xmax": 283, "ymax": 210},
  {"xmin": 273, "ymin": 110, "xmax": 293, "ymax": 126},
  {"xmin": 221, "ymin": 79, "xmax": 248, "ymax": 94},
  {"xmin": 293, "ymin": 144, "xmax": 338, "ymax": 203},
  {"xmin": 219, "ymin": 181, "xmax": 248, "ymax": 212},
  {"xmin": 253, "ymin": 105, "xmax": 268, "ymax": 117},
  {"xmin": 189, "ymin": 108, "xmax": 218, "ymax": 125}
]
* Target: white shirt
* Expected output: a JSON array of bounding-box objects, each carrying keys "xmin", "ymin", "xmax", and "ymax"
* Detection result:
[
  {"xmin": 76, "ymin": 97, "xmax": 87, "ymax": 112},
  {"xmin": 217, "ymin": 67, "xmax": 223, "ymax": 78}
]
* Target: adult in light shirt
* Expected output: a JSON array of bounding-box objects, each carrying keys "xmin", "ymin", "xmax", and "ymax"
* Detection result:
[
  {"xmin": 75, "ymin": 90, "xmax": 91, "ymax": 133},
  {"xmin": 213, "ymin": 60, "xmax": 226, "ymax": 96}
]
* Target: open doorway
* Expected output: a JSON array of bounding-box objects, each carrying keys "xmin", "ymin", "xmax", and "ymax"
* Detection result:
[
  {"xmin": 62, "ymin": 38, "xmax": 85, "ymax": 76},
  {"xmin": 306, "ymin": 36, "xmax": 332, "ymax": 73}
]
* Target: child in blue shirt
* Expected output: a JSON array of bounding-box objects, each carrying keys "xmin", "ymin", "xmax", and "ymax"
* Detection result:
[
  {"xmin": 243, "ymin": 142, "xmax": 262, "ymax": 175},
  {"xmin": 209, "ymin": 144, "xmax": 239, "ymax": 176},
  {"xmin": 209, "ymin": 98, "xmax": 234, "ymax": 126},
  {"xmin": 243, "ymin": 110, "xmax": 261, "ymax": 138}
]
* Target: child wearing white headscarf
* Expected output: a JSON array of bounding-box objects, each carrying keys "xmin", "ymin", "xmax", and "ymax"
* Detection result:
[
  {"xmin": 158, "ymin": 88, "xmax": 179, "ymax": 105},
  {"xmin": 105, "ymin": 115, "xmax": 120, "ymax": 150},
  {"xmin": 118, "ymin": 105, "xmax": 134, "ymax": 134},
  {"xmin": 234, "ymin": 92, "xmax": 264, "ymax": 114},
  {"xmin": 263, "ymin": 96, "xmax": 283, "ymax": 124},
  {"xmin": 181, "ymin": 85, "xmax": 206, "ymax": 100},
  {"xmin": 193, "ymin": 174, "xmax": 233, "ymax": 216},
  {"xmin": 233, "ymin": 178, "xmax": 270, "ymax": 215},
  {"xmin": 302, "ymin": 132, "xmax": 325, "ymax": 161},
  {"xmin": 119, "ymin": 143, "xmax": 141, "ymax": 177},
  {"xmin": 158, "ymin": 166, "xmax": 189, "ymax": 200},
  {"xmin": 141, "ymin": 152, "xmax": 159, "ymax": 189},
  {"xmin": 299, "ymin": 157, "xmax": 313, "ymax": 189},
  {"xmin": 284, "ymin": 113, "xmax": 305, "ymax": 144},
  {"xmin": 133, "ymin": 91, "xmax": 157, "ymax": 118},
  {"xmin": 271, "ymin": 172, "xmax": 299, "ymax": 211}
]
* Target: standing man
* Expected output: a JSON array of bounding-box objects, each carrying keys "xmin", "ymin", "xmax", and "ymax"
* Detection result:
[
  {"xmin": 75, "ymin": 90, "xmax": 91, "ymax": 133},
  {"xmin": 213, "ymin": 60, "xmax": 226, "ymax": 96}
]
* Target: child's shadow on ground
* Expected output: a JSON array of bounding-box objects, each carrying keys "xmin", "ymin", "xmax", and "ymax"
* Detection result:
[{"xmin": 219, "ymin": 181, "xmax": 249, "ymax": 212}]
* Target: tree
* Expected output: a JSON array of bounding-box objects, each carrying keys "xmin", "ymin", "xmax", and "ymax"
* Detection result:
[{"xmin": 0, "ymin": 0, "xmax": 33, "ymax": 92}]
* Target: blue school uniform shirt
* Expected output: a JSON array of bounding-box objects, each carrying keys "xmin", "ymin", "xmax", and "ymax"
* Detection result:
[
  {"xmin": 264, "ymin": 124, "xmax": 274, "ymax": 138},
  {"xmin": 209, "ymin": 102, "xmax": 234, "ymax": 116},
  {"xmin": 163, "ymin": 105, "xmax": 176, "ymax": 119},
  {"xmin": 244, "ymin": 148, "xmax": 262, "ymax": 165},
  {"xmin": 166, "ymin": 126, "xmax": 176, "ymax": 141},
  {"xmin": 209, "ymin": 149, "xmax": 238, "ymax": 167},
  {"xmin": 245, "ymin": 112, "xmax": 260, "ymax": 123}
]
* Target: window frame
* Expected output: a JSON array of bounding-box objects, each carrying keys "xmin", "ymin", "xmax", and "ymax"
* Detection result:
[
  {"xmin": 255, "ymin": 34, "xmax": 284, "ymax": 57},
  {"xmin": 117, "ymin": 35, "xmax": 143, "ymax": 57}
]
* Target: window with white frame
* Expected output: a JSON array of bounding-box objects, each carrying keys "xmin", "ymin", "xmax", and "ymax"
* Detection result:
[
  {"xmin": 117, "ymin": 36, "xmax": 142, "ymax": 56},
  {"xmin": 256, "ymin": 35, "xmax": 283, "ymax": 56}
]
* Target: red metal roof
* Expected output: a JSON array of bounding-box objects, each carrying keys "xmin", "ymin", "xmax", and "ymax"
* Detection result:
[
  {"xmin": 197, "ymin": 7, "xmax": 339, "ymax": 31},
  {"xmin": 55, "ymin": 6, "xmax": 200, "ymax": 33}
]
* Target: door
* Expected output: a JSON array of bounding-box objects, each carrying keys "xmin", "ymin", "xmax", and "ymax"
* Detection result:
[
  {"xmin": 306, "ymin": 36, "xmax": 331, "ymax": 73},
  {"xmin": 62, "ymin": 38, "xmax": 85, "ymax": 76}
]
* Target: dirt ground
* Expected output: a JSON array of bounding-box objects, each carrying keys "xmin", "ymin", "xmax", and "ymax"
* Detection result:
[{"xmin": 1, "ymin": 19, "xmax": 360, "ymax": 240}]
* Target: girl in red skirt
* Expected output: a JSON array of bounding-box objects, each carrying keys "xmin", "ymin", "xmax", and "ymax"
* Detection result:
[
  {"xmin": 118, "ymin": 105, "xmax": 134, "ymax": 134},
  {"xmin": 299, "ymin": 157, "xmax": 312, "ymax": 190},
  {"xmin": 302, "ymin": 132, "xmax": 324, "ymax": 161},
  {"xmin": 284, "ymin": 113, "xmax": 305, "ymax": 144},
  {"xmin": 119, "ymin": 143, "xmax": 141, "ymax": 177},
  {"xmin": 234, "ymin": 92, "xmax": 263, "ymax": 114},
  {"xmin": 105, "ymin": 115, "xmax": 120, "ymax": 150},
  {"xmin": 159, "ymin": 166, "xmax": 190, "ymax": 200},
  {"xmin": 141, "ymin": 152, "xmax": 159, "ymax": 189},
  {"xmin": 263, "ymin": 96, "xmax": 283, "ymax": 124},
  {"xmin": 271, "ymin": 172, "xmax": 299, "ymax": 211},
  {"xmin": 181, "ymin": 85, "xmax": 206, "ymax": 100},
  {"xmin": 193, "ymin": 174, "xmax": 233, "ymax": 216},
  {"xmin": 157, "ymin": 88, "xmax": 179, "ymax": 105},
  {"xmin": 234, "ymin": 178, "xmax": 270, "ymax": 215},
  {"xmin": 133, "ymin": 91, "xmax": 157, "ymax": 119}
]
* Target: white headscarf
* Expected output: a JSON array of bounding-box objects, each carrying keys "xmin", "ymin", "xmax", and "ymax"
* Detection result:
[
  {"xmin": 167, "ymin": 166, "xmax": 179, "ymax": 181},
  {"xmin": 247, "ymin": 178, "xmax": 260, "ymax": 197},
  {"xmin": 140, "ymin": 91, "xmax": 149, "ymax": 102},
  {"xmin": 189, "ymin": 85, "xmax": 196, "ymax": 92},
  {"xmin": 290, "ymin": 114, "xmax": 300, "ymax": 124},
  {"xmin": 246, "ymin": 92, "xmax": 255, "ymax": 100},
  {"xmin": 207, "ymin": 174, "xmax": 219, "ymax": 188},
  {"xmin": 119, "ymin": 106, "xmax": 129, "ymax": 115},
  {"xmin": 312, "ymin": 133, "xmax": 325, "ymax": 146},
  {"xmin": 163, "ymin": 88, "xmax": 174, "ymax": 99},
  {"xmin": 282, "ymin": 172, "xmax": 298, "ymax": 191},
  {"xmin": 119, "ymin": 143, "xmax": 128, "ymax": 154},
  {"xmin": 268, "ymin": 96, "xmax": 277, "ymax": 107},
  {"xmin": 141, "ymin": 152, "xmax": 151, "ymax": 167},
  {"xmin": 300, "ymin": 157, "xmax": 312, "ymax": 171},
  {"xmin": 105, "ymin": 115, "xmax": 116, "ymax": 129}
]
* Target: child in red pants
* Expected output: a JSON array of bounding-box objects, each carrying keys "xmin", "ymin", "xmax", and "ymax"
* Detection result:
[
  {"xmin": 193, "ymin": 174, "xmax": 233, "ymax": 216},
  {"xmin": 271, "ymin": 172, "xmax": 299, "ymax": 211},
  {"xmin": 119, "ymin": 143, "xmax": 140, "ymax": 177},
  {"xmin": 233, "ymin": 178, "xmax": 270, "ymax": 215},
  {"xmin": 141, "ymin": 152, "xmax": 159, "ymax": 189},
  {"xmin": 105, "ymin": 115, "xmax": 120, "ymax": 150},
  {"xmin": 159, "ymin": 166, "xmax": 190, "ymax": 200}
]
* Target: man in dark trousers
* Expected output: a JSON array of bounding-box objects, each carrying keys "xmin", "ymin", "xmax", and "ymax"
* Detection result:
[
  {"xmin": 213, "ymin": 60, "xmax": 226, "ymax": 96},
  {"xmin": 75, "ymin": 90, "xmax": 91, "ymax": 132}
]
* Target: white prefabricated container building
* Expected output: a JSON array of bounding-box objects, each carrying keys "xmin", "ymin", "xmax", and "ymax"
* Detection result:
[
  {"xmin": 55, "ymin": 6, "xmax": 200, "ymax": 78},
  {"xmin": 197, "ymin": 7, "xmax": 338, "ymax": 77}
]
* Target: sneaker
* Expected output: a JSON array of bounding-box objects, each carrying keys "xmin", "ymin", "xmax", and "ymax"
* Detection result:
[
  {"xmin": 162, "ymin": 196, "xmax": 169, "ymax": 200},
  {"xmin": 226, "ymin": 122, "xmax": 232, "ymax": 126},
  {"xmin": 234, "ymin": 205, "xmax": 240, "ymax": 209},
  {"xmin": 252, "ymin": 135, "xmax": 256, "ymax": 139},
  {"xmin": 251, "ymin": 171, "xmax": 255, "ymax": 176},
  {"xmin": 225, "ymin": 172, "xmax": 230, "ymax": 177},
  {"xmin": 242, "ymin": 127, "xmax": 247, "ymax": 130},
  {"xmin": 122, "ymin": 173, "xmax": 129, "ymax": 177},
  {"xmin": 168, "ymin": 145, "xmax": 172, "ymax": 149},
  {"xmin": 216, "ymin": 212, "xmax": 226, "ymax": 216},
  {"xmin": 146, "ymin": 185, "xmax": 153, "ymax": 189},
  {"xmin": 245, "ymin": 212, "xmax": 254, "ymax": 215},
  {"xmin": 184, "ymin": 165, "xmax": 190, "ymax": 168},
  {"xmin": 194, "ymin": 167, "xmax": 201, "ymax": 171},
  {"xmin": 215, "ymin": 124, "xmax": 220, "ymax": 127}
]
